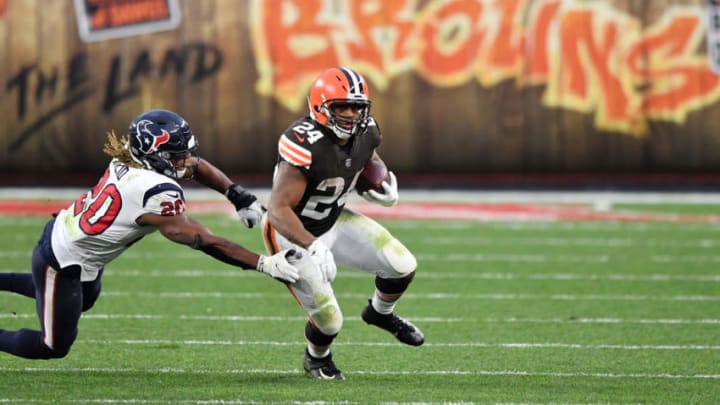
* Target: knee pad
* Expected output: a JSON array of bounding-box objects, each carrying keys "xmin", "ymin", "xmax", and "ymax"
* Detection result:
[
  {"xmin": 381, "ymin": 239, "xmax": 417, "ymax": 277},
  {"xmin": 305, "ymin": 321, "xmax": 338, "ymax": 346},
  {"xmin": 375, "ymin": 271, "xmax": 416, "ymax": 294}
]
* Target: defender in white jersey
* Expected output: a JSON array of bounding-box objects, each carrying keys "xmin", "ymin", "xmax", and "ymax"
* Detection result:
[
  {"xmin": 263, "ymin": 67, "xmax": 424, "ymax": 381},
  {"xmin": 0, "ymin": 109, "xmax": 299, "ymax": 360}
]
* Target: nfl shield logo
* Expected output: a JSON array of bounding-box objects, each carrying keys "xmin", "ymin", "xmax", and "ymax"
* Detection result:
[{"xmin": 345, "ymin": 158, "xmax": 352, "ymax": 168}]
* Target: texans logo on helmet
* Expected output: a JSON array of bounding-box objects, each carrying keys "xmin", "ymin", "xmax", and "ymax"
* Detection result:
[{"xmin": 135, "ymin": 119, "xmax": 170, "ymax": 154}]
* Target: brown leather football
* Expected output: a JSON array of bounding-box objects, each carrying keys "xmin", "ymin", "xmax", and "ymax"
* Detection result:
[{"xmin": 356, "ymin": 158, "xmax": 389, "ymax": 193}]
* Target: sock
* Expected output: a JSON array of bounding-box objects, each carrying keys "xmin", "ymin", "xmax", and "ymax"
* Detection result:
[
  {"xmin": 371, "ymin": 289, "xmax": 396, "ymax": 315},
  {"xmin": 307, "ymin": 344, "xmax": 330, "ymax": 359}
]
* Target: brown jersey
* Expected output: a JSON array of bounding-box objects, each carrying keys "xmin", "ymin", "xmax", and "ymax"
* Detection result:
[{"xmin": 276, "ymin": 116, "xmax": 381, "ymax": 236}]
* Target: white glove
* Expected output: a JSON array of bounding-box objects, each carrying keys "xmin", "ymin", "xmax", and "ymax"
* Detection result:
[
  {"xmin": 237, "ymin": 200, "xmax": 263, "ymax": 228},
  {"xmin": 225, "ymin": 184, "xmax": 263, "ymax": 228},
  {"xmin": 256, "ymin": 249, "xmax": 301, "ymax": 283},
  {"xmin": 308, "ymin": 240, "xmax": 337, "ymax": 283},
  {"xmin": 361, "ymin": 171, "xmax": 399, "ymax": 207}
]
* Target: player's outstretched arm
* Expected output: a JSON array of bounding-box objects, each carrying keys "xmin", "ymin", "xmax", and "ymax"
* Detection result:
[
  {"xmin": 194, "ymin": 158, "xmax": 263, "ymax": 228},
  {"xmin": 137, "ymin": 212, "xmax": 298, "ymax": 283}
]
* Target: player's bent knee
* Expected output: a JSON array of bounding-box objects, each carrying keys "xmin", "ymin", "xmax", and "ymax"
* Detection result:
[
  {"xmin": 382, "ymin": 238, "xmax": 417, "ymax": 277},
  {"xmin": 312, "ymin": 309, "xmax": 343, "ymax": 336},
  {"xmin": 44, "ymin": 329, "xmax": 78, "ymax": 359},
  {"xmin": 82, "ymin": 295, "xmax": 100, "ymax": 312},
  {"xmin": 48, "ymin": 346, "xmax": 71, "ymax": 359},
  {"xmin": 38, "ymin": 342, "xmax": 72, "ymax": 359}
]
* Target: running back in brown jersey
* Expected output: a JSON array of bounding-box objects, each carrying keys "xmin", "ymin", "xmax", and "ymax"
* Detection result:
[{"xmin": 276, "ymin": 116, "xmax": 381, "ymax": 236}]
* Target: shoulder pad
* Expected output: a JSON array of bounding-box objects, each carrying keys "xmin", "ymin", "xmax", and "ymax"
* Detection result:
[
  {"xmin": 143, "ymin": 182, "xmax": 185, "ymax": 216},
  {"xmin": 278, "ymin": 134, "xmax": 312, "ymax": 168}
]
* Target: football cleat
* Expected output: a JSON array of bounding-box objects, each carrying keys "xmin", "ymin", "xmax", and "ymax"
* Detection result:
[
  {"xmin": 361, "ymin": 299, "xmax": 425, "ymax": 346},
  {"xmin": 303, "ymin": 349, "xmax": 345, "ymax": 381}
]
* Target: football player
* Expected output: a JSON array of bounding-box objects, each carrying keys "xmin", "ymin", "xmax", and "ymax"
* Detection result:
[
  {"xmin": 262, "ymin": 67, "xmax": 424, "ymax": 380},
  {"xmin": 0, "ymin": 109, "xmax": 299, "ymax": 360}
]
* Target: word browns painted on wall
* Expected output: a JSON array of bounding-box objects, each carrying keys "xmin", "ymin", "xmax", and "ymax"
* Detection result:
[{"xmin": 252, "ymin": 0, "xmax": 720, "ymax": 137}]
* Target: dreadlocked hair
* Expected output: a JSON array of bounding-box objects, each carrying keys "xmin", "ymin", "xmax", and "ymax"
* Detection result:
[{"xmin": 103, "ymin": 130, "xmax": 143, "ymax": 168}]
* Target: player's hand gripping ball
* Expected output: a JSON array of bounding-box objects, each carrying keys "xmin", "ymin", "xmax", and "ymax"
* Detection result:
[{"xmin": 355, "ymin": 158, "xmax": 389, "ymax": 194}]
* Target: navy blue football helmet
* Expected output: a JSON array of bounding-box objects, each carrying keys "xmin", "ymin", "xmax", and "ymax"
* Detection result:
[{"xmin": 128, "ymin": 109, "xmax": 199, "ymax": 179}]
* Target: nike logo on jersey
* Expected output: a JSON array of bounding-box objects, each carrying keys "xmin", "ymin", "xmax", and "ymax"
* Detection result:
[
  {"xmin": 167, "ymin": 192, "xmax": 180, "ymax": 198},
  {"xmin": 293, "ymin": 131, "xmax": 305, "ymax": 143}
]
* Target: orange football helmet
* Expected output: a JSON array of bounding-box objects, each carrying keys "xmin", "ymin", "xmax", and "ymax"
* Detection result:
[{"xmin": 308, "ymin": 66, "xmax": 371, "ymax": 140}]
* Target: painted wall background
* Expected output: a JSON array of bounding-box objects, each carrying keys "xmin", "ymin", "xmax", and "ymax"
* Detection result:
[{"xmin": 1, "ymin": 0, "xmax": 720, "ymax": 183}]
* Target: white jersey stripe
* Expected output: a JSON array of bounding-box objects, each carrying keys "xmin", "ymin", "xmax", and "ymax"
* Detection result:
[
  {"xmin": 42, "ymin": 266, "xmax": 58, "ymax": 349},
  {"xmin": 279, "ymin": 135, "xmax": 311, "ymax": 167}
]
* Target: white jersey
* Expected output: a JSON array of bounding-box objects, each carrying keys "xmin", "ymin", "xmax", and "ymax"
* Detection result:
[{"xmin": 51, "ymin": 159, "xmax": 185, "ymax": 281}]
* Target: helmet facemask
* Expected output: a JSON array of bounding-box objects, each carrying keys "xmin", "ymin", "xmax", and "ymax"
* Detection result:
[
  {"xmin": 320, "ymin": 99, "xmax": 371, "ymax": 140},
  {"xmin": 153, "ymin": 143, "xmax": 199, "ymax": 179}
]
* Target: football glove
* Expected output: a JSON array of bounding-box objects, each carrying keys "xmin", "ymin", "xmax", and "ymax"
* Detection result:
[
  {"xmin": 362, "ymin": 171, "xmax": 399, "ymax": 207},
  {"xmin": 256, "ymin": 249, "xmax": 301, "ymax": 283},
  {"xmin": 225, "ymin": 184, "xmax": 263, "ymax": 228},
  {"xmin": 308, "ymin": 239, "xmax": 337, "ymax": 283}
]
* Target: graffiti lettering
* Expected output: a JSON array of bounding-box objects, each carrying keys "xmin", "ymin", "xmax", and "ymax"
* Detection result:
[
  {"xmin": 252, "ymin": 0, "xmax": 720, "ymax": 137},
  {"xmin": 104, "ymin": 42, "xmax": 222, "ymax": 112},
  {"xmin": 627, "ymin": 15, "xmax": 720, "ymax": 123},
  {"xmin": 5, "ymin": 43, "xmax": 222, "ymax": 151},
  {"xmin": 5, "ymin": 64, "xmax": 37, "ymax": 121},
  {"xmin": 416, "ymin": 0, "xmax": 485, "ymax": 86},
  {"xmin": 253, "ymin": 0, "xmax": 417, "ymax": 110},
  {"xmin": 5, "ymin": 54, "xmax": 91, "ymax": 122}
]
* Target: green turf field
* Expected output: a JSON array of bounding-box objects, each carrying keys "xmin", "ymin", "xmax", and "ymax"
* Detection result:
[{"xmin": 0, "ymin": 207, "xmax": 718, "ymax": 404}]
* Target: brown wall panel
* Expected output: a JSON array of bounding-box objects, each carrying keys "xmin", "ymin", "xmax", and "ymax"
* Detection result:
[{"xmin": 1, "ymin": 0, "xmax": 719, "ymax": 183}]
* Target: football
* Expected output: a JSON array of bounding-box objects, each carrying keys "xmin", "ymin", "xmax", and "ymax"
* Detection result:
[{"xmin": 356, "ymin": 158, "xmax": 389, "ymax": 193}]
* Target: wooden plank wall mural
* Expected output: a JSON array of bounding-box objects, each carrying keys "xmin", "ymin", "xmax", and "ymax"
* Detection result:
[{"xmin": 1, "ymin": 0, "xmax": 719, "ymax": 182}]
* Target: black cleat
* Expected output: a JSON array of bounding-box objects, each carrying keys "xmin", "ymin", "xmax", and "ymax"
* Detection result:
[
  {"xmin": 303, "ymin": 349, "xmax": 345, "ymax": 381},
  {"xmin": 361, "ymin": 299, "xmax": 425, "ymax": 346}
]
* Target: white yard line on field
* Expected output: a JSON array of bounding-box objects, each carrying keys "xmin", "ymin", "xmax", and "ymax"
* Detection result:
[
  {"xmin": 96, "ymin": 290, "xmax": 720, "ymax": 300},
  {"xmin": 0, "ymin": 366, "xmax": 717, "ymax": 380},
  {"xmin": 0, "ymin": 399, "xmax": 495, "ymax": 405},
  {"xmin": 3, "ymin": 188, "xmax": 720, "ymax": 204},
  {"xmin": 0, "ymin": 401, "xmax": 377, "ymax": 405},
  {"xmin": 420, "ymin": 236, "xmax": 720, "ymax": 248},
  {"xmin": 1, "ymin": 289, "xmax": 715, "ymax": 301},
  {"xmin": 0, "ymin": 400, "xmax": 486, "ymax": 405},
  {"xmin": 94, "ymin": 290, "xmax": 720, "ymax": 301},
  {"xmin": 1, "ymin": 313, "xmax": 718, "ymax": 325},
  {"xmin": 5, "ymin": 250, "xmax": 720, "ymax": 264},
  {"xmin": 97, "ymin": 269, "xmax": 720, "ymax": 282},
  {"xmin": 76, "ymin": 339, "xmax": 720, "ymax": 351}
]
